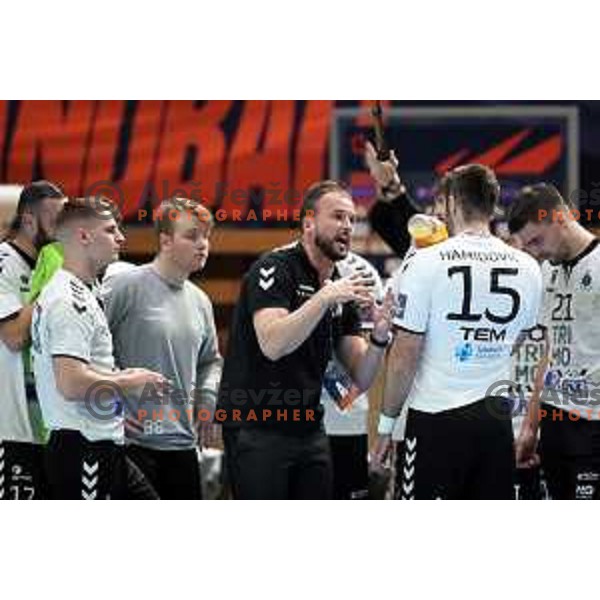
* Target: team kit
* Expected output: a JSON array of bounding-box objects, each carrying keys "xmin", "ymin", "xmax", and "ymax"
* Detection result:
[{"xmin": 1, "ymin": 141, "xmax": 599, "ymax": 500}]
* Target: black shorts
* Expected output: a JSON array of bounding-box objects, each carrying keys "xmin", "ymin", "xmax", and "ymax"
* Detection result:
[
  {"xmin": 514, "ymin": 466, "xmax": 546, "ymax": 500},
  {"xmin": 127, "ymin": 444, "xmax": 202, "ymax": 500},
  {"xmin": 0, "ymin": 440, "xmax": 48, "ymax": 500},
  {"xmin": 45, "ymin": 429, "xmax": 158, "ymax": 500},
  {"xmin": 222, "ymin": 426, "xmax": 241, "ymax": 499},
  {"xmin": 399, "ymin": 398, "xmax": 514, "ymax": 500},
  {"xmin": 539, "ymin": 407, "xmax": 600, "ymax": 499},
  {"xmin": 393, "ymin": 440, "xmax": 405, "ymax": 500},
  {"xmin": 236, "ymin": 427, "xmax": 333, "ymax": 500},
  {"xmin": 328, "ymin": 434, "xmax": 368, "ymax": 500}
]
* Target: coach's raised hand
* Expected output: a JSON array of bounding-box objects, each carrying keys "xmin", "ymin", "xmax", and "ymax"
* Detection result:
[{"xmin": 319, "ymin": 272, "xmax": 375, "ymax": 307}]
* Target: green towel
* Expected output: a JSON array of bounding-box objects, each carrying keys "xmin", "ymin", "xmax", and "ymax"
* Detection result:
[
  {"xmin": 23, "ymin": 242, "xmax": 64, "ymax": 443},
  {"xmin": 27, "ymin": 242, "xmax": 64, "ymax": 303}
]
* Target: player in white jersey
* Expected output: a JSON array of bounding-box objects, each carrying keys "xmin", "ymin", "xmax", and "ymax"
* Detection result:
[
  {"xmin": 373, "ymin": 164, "xmax": 543, "ymax": 499},
  {"xmin": 0, "ymin": 181, "xmax": 66, "ymax": 499},
  {"xmin": 508, "ymin": 183, "xmax": 600, "ymax": 499},
  {"xmin": 31, "ymin": 197, "xmax": 165, "ymax": 499},
  {"xmin": 321, "ymin": 251, "xmax": 383, "ymax": 499}
]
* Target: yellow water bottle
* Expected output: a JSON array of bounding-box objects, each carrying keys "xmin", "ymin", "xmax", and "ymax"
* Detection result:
[{"xmin": 407, "ymin": 214, "xmax": 448, "ymax": 248}]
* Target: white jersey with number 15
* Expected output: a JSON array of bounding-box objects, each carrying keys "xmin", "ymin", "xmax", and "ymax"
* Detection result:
[{"xmin": 387, "ymin": 233, "xmax": 543, "ymax": 413}]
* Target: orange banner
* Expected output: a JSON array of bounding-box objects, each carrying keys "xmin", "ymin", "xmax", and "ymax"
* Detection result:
[{"xmin": 0, "ymin": 100, "xmax": 335, "ymax": 222}]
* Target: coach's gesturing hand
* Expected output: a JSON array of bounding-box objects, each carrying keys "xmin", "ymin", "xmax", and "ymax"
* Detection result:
[
  {"xmin": 319, "ymin": 272, "xmax": 375, "ymax": 307},
  {"xmin": 254, "ymin": 272, "xmax": 377, "ymax": 361}
]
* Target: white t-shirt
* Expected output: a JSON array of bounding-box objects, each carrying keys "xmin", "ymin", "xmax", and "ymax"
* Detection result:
[
  {"xmin": 0, "ymin": 242, "xmax": 35, "ymax": 442},
  {"xmin": 387, "ymin": 233, "xmax": 543, "ymax": 413},
  {"xmin": 322, "ymin": 252, "xmax": 382, "ymax": 436},
  {"xmin": 538, "ymin": 239, "xmax": 600, "ymax": 419},
  {"xmin": 31, "ymin": 269, "xmax": 124, "ymax": 443}
]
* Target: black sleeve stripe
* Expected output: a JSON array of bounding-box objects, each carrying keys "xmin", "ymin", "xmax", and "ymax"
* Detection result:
[
  {"xmin": 51, "ymin": 354, "xmax": 90, "ymax": 364},
  {"xmin": 0, "ymin": 310, "xmax": 21, "ymax": 324},
  {"xmin": 251, "ymin": 302, "xmax": 292, "ymax": 316},
  {"xmin": 393, "ymin": 324, "xmax": 426, "ymax": 336}
]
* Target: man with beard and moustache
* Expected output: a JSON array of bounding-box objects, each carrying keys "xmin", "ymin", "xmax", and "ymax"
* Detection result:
[
  {"xmin": 218, "ymin": 180, "xmax": 395, "ymax": 499},
  {"xmin": 0, "ymin": 181, "xmax": 66, "ymax": 499}
]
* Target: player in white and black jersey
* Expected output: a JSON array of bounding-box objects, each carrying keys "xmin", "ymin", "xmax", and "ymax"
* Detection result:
[
  {"xmin": 373, "ymin": 164, "xmax": 543, "ymax": 499},
  {"xmin": 321, "ymin": 251, "xmax": 384, "ymax": 499},
  {"xmin": 31, "ymin": 198, "xmax": 165, "ymax": 499},
  {"xmin": 0, "ymin": 181, "xmax": 66, "ymax": 500},
  {"xmin": 509, "ymin": 183, "xmax": 600, "ymax": 499}
]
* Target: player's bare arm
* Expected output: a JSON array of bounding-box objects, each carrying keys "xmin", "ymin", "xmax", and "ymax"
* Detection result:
[
  {"xmin": 0, "ymin": 304, "xmax": 34, "ymax": 351},
  {"xmin": 515, "ymin": 331, "xmax": 550, "ymax": 469},
  {"xmin": 53, "ymin": 356, "xmax": 166, "ymax": 401},
  {"xmin": 372, "ymin": 329, "xmax": 424, "ymax": 466},
  {"xmin": 335, "ymin": 288, "xmax": 395, "ymax": 391}
]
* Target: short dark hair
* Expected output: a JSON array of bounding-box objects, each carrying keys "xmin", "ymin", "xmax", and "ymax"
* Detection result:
[
  {"xmin": 506, "ymin": 183, "xmax": 567, "ymax": 234},
  {"xmin": 299, "ymin": 180, "xmax": 351, "ymax": 226},
  {"xmin": 55, "ymin": 196, "xmax": 120, "ymax": 232},
  {"xmin": 10, "ymin": 180, "xmax": 64, "ymax": 233},
  {"xmin": 433, "ymin": 172, "xmax": 452, "ymax": 202},
  {"xmin": 444, "ymin": 164, "xmax": 500, "ymax": 220}
]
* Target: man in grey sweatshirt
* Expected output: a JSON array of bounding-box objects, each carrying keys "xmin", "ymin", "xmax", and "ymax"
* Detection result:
[{"xmin": 102, "ymin": 197, "xmax": 222, "ymax": 499}]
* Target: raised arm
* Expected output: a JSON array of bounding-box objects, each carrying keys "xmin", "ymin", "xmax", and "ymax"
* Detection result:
[{"xmin": 364, "ymin": 140, "xmax": 418, "ymax": 258}]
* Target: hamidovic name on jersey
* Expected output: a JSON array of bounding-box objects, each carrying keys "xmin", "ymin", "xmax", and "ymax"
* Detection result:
[
  {"xmin": 388, "ymin": 233, "xmax": 543, "ymax": 413},
  {"xmin": 31, "ymin": 269, "xmax": 124, "ymax": 443}
]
